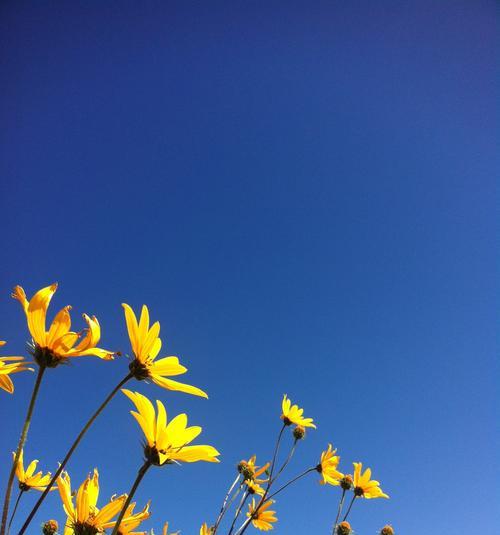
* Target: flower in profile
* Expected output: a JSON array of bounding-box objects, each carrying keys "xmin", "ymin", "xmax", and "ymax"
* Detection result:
[
  {"xmin": 114, "ymin": 501, "xmax": 151, "ymax": 535},
  {"xmin": 352, "ymin": 462, "xmax": 389, "ymax": 499},
  {"xmin": 280, "ymin": 395, "xmax": 316, "ymax": 428},
  {"xmin": 14, "ymin": 449, "xmax": 54, "ymax": 492},
  {"xmin": 159, "ymin": 521, "xmax": 180, "ymax": 535},
  {"xmin": 237, "ymin": 456, "xmax": 270, "ymax": 483},
  {"xmin": 247, "ymin": 499, "xmax": 277, "ymax": 531},
  {"xmin": 199, "ymin": 523, "xmax": 213, "ymax": 535},
  {"xmin": 57, "ymin": 468, "xmax": 127, "ymax": 534},
  {"xmin": 316, "ymin": 444, "xmax": 343, "ymax": 486},
  {"xmin": 336, "ymin": 521, "xmax": 352, "ymax": 535},
  {"xmin": 122, "ymin": 389, "xmax": 220, "ymax": 466},
  {"xmin": 42, "ymin": 519, "xmax": 59, "ymax": 535},
  {"xmin": 122, "ymin": 304, "xmax": 207, "ymax": 398},
  {"xmin": 380, "ymin": 525, "xmax": 395, "ymax": 535},
  {"xmin": 245, "ymin": 478, "xmax": 265, "ymax": 496},
  {"xmin": 12, "ymin": 284, "xmax": 115, "ymax": 367},
  {"xmin": 0, "ymin": 341, "xmax": 33, "ymax": 393}
]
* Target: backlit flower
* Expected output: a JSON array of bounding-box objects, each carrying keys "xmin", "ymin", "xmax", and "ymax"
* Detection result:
[
  {"xmin": 57, "ymin": 468, "xmax": 127, "ymax": 535},
  {"xmin": 122, "ymin": 389, "xmax": 220, "ymax": 466},
  {"xmin": 280, "ymin": 395, "xmax": 316, "ymax": 428},
  {"xmin": 123, "ymin": 304, "xmax": 207, "ymax": 398},
  {"xmin": 12, "ymin": 284, "xmax": 114, "ymax": 367},
  {"xmin": 0, "ymin": 341, "xmax": 33, "ymax": 393},
  {"xmin": 199, "ymin": 523, "xmax": 212, "ymax": 535},
  {"xmin": 14, "ymin": 449, "xmax": 54, "ymax": 492},
  {"xmin": 238, "ymin": 456, "xmax": 269, "ymax": 482},
  {"xmin": 352, "ymin": 462, "xmax": 389, "ymax": 499},
  {"xmin": 116, "ymin": 501, "xmax": 151, "ymax": 535},
  {"xmin": 245, "ymin": 478, "xmax": 265, "ymax": 496},
  {"xmin": 247, "ymin": 499, "xmax": 277, "ymax": 531},
  {"xmin": 316, "ymin": 444, "xmax": 343, "ymax": 486}
]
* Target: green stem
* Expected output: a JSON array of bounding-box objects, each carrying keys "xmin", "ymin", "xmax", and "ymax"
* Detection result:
[
  {"xmin": 17, "ymin": 372, "xmax": 133, "ymax": 535},
  {"xmin": 111, "ymin": 460, "xmax": 152, "ymax": 535},
  {"xmin": 1, "ymin": 364, "xmax": 46, "ymax": 535},
  {"xmin": 333, "ymin": 489, "xmax": 346, "ymax": 534},
  {"xmin": 342, "ymin": 494, "xmax": 356, "ymax": 522},
  {"xmin": 7, "ymin": 490, "xmax": 23, "ymax": 534}
]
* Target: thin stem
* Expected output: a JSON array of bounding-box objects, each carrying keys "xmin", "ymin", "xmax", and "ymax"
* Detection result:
[
  {"xmin": 18, "ymin": 372, "xmax": 133, "ymax": 535},
  {"xmin": 1, "ymin": 365, "xmax": 46, "ymax": 535},
  {"xmin": 227, "ymin": 491, "xmax": 249, "ymax": 535},
  {"xmin": 7, "ymin": 490, "xmax": 23, "ymax": 534},
  {"xmin": 333, "ymin": 489, "xmax": 346, "ymax": 534},
  {"xmin": 111, "ymin": 460, "xmax": 152, "ymax": 535},
  {"xmin": 267, "ymin": 467, "xmax": 316, "ymax": 500},
  {"xmin": 342, "ymin": 495, "xmax": 356, "ymax": 522},
  {"xmin": 212, "ymin": 475, "xmax": 241, "ymax": 534},
  {"xmin": 271, "ymin": 439, "xmax": 298, "ymax": 484}
]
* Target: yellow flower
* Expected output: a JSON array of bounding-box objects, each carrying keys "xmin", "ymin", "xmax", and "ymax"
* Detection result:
[
  {"xmin": 199, "ymin": 523, "xmax": 212, "ymax": 535},
  {"xmin": 122, "ymin": 304, "xmax": 207, "ymax": 398},
  {"xmin": 245, "ymin": 479, "xmax": 265, "ymax": 496},
  {"xmin": 316, "ymin": 444, "xmax": 343, "ymax": 486},
  {"xmin": 0, "ymin": 340, "xmax": 33, "ymax": 393},
  {"xmin": 247, "ymin": 498, "xmax": 277, "ymax": 531},
  {"xmin": 122, "ymin": 389, "xmax": 220, "ymax": 466},
  {"xmin": 12, "ymin": 284, "xmax": 114, "ymax": 367},
  {"xmin": 116, "ymin": 501, "xmax": 151, "ymax": 535},
  {"xmin": 14, "ymin": 449, "xmax": 54, "ymax": 492},
  {"xmin": 57, "ymin": 468, "xmax": 127, "ymax": 535},
  {"xmin": 352, "ymin": 462, "xmax": 389, "ymax": 499},
  {"xmin": 280, "ymin": 395, "xmax": 316, "ymax": 428},
  {"xmin": 238, "ymin": 456, "xmax": 270, "ymax": 482}
]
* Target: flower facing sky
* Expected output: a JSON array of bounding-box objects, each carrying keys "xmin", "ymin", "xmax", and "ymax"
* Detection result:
[
  {"xmin": 352, "ymin": 462, "xmax": 389, "ymax": 499},
  {"xmin": 317, "ymin": 444, "xmax": 343, "ymax": 486},
  {"xmin": 280, "ymin": 395, "xmax": 316, "ymax": 428},
  {"xmin": 122, "ymin": 389, "xmax": 220, "ymax": 466},
  {"xmin": 14, "ymin": 449, "xmax": 54, "ymax": 492},
  {"xmin": 122, "ymin": 303, "xmax": 208, "ymax": 398},
  {"xmin": 12, "ymin": 284, "xmax": 114, "ymax": 367},
  {"xmin": 247, "ymin": 498, "xmax": 278, "ymax": 531},
  {"xmin": 0, "ymin": 340, "xmax": 32, "ymax": 393},
  {"xmin": 57, "ymin": 468, "xmax": 127, "ymax": 535}
]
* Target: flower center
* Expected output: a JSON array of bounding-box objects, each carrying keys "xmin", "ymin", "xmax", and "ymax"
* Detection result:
[
  {"xmin": 129, "ymin": 359, "xmax": 150, "ymax": 380},
  {"xmin": 73, "ymin": 522, "xmax": 100, "ymax": 535},
  {"xmin": 33, "ymin": 346, "xmax": 64, "ymax": 368},
  {"xmin": 354, "ymin": 486, "xmax": 364, "ymax": 497}
]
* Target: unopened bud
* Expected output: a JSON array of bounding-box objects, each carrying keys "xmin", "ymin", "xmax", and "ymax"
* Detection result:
[
  {"xmin": 380, "ymin": 525, "xmax": 394, "ymax": 535},
  {"xmin": 336, "ymin": 521, "xmax": 352, "ymax": 535},
  {"xmin": 340, "ymin": 475, "xmax": 353, "ymax": 490},
  {"xmin": 293, "ymin": 426, "xmax": 306, "ymax": 440},
  {"xmin": 42, "ymin": 519, "xmax": 59, "ymax": 535}
]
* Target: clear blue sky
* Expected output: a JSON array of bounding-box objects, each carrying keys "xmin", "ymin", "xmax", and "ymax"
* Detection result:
[{"xmin": 0, "ymin": 1, "xmax": 496, "ymax": 534}]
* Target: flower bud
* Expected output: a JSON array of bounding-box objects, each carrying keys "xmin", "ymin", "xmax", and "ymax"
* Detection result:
[
  {"xmin": 42, "ymin": 519, "xmax": 59, "ymax": 535},
  {"xmin": 340, "ymin": 475, "xmax": 353, "ymax": 490},
  {"xmin": 237, "ymin": 461, "xmax": 254, "ymax": 480},
  {"xmin": 380, "ymin": 525, "xmax": 394, "ymax": 535},
  {"xmin": 336, "ymin": 521, "xmax": 352, "ymax": 535},
  {"xmin": 293, "ymin": 425, "xmax": 306, "ymax": 440}
]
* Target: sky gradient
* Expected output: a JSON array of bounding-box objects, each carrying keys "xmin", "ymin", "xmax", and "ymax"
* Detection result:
[{"xmin": 0, "ymin": 1, "xmax": 497, "ymax": 534}]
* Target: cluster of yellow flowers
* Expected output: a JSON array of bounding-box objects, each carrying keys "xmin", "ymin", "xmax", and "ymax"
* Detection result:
[{"xmin": 1, "ymin": 283, "xmax": 394, "ymax": 535}]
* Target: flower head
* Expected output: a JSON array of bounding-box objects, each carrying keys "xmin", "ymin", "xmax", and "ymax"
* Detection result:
[
  {"xmin": 122, "ymin": 389, "xmax": 220, "ymax": 466},
  {"xmin": 316, "ymin": 444, "xmax": 343, "ymax": 486},
  {"xmin": 280, "ymin": 395, "xmax": 316, "ymax": 428},
  {"xmin": 57, "ymin": 468, "xmax": 127, "ymax": 535},
  {"xmin": 0, "ymin": 341, "xmax": 33, "ymax": 393},
  {"xmin": 352, "ymin": 462, "xmax": 389, "ymax": 499},
  {"xmin": 336, "ymin": 521, "xmax": 352, "ymax": 535},
  {"xmin": 42, "ymin": 520, "xmax": 59, "ymax": 535},
  {"xmin": 116, "ymin": 501, "xmax": 151, "ymax": 535},
  {"xmin": 199, "ymin": 523, "xmax": 213, "ymax": 535},
  {"xmin": 380, "ymin": 525, "xmax": 395, "ymax": 535},
  {"xmin": 123, "ymin": 304, "xmax": 207, "ymax": 398},
  {"xmin": 14, "ymin": 449, "xmax": 54, "ymax": 492},
  {"xmin": 237, "ymin": 456, "xmax": 269, "ymax": 483},
  {"xmin": 12, "ymin": 284, "xmax": 114, "ymax": 367},
  {"xmin": 245, "ymin": 478, "xmax": 265, "ymax": 496},
  {"xmin": 247, "ymin": 499, "xmax": 277, "ymax": 531}
]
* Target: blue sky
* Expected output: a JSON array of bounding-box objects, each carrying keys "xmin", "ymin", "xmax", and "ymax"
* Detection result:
[{"xmin": 0, "ymin": 1, "xmax": 496, "ymax": 534}]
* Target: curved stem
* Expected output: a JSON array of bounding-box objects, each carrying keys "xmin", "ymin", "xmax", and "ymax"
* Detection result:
[
  {"xmin": 227, "ymin": 491, "xmax": 249, "ymax": 535},
  {"xmin": 18, "ymin": 372, "xmax": 133, "ymax": 535},
  {"xmin": 271, "ymin": 439, "xmax": 297, "ymax": 484},
  {"xmin": 7, "ymin": 490, "xmax": 23, "ymax": 534},
  {"xmin": 267, "ymin": 467, "xmax": 315, "ymax": 500},
  {"xmin": 1, "ymin": 365, "xmax": 46, "ymax": 535},
  {"xmin": 212, "ymin": 475, "xmax": 241, "ymax": 534},
  {"xmin": 342, "ymin": 495, "xmax": 356, "ymax": 522},
  {"xmin": 111, "ymin": 460, "xmax": 152, "ymax": 535},
  {"xmin": 333, "ymin": 489, "xmax": 346, "ymax": 534}
]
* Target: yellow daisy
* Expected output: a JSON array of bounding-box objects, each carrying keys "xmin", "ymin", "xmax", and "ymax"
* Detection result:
[
  {"xmin": 316, "ymin": 444, "xmax": 343, "ymax": 486},
  {"xmin": 238, "ymin": 455, "xmax": 270, "ymax": 482},
  {"xmin": 122, "ymin": 304, "xmax": 207, "ymax": 398},
  {"xmin": 122, "ymin": 389, "xmax": 220, "ymax": 466},
  {"xmin": 57, "ymin": 468, "xmax": 127, "ymax": 535},
  {"xmin": 199, "ymin": 523, "xmax": 212, "ymax": 535},
  {"xmin": 352, "ymin": 462, "xmax": 389, "ymax": 499},
  {"xmin": 0, "ymin": 341, "xmax": 33, "ymax": 393},
  {"xmin": 245, "ymin": 479, "xmax": 265, "ymax": 496},
  {"xmin": 12, "ymin": 284, "xmax": 114, "ymax": 367},
  {"xmin": 247, "ymin": 498, "xmax": 277, "ymax": 531},
  {"xmin": 14, "ymin": 449, "xmax": 54, "ymax": 492},
  {"xmin": 280, "ymin": 395, "xmax": 316, "ymax": 428},
  {"xmin": 115, "ymin": 501, "xmax": 151, "ymax": 535}
]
